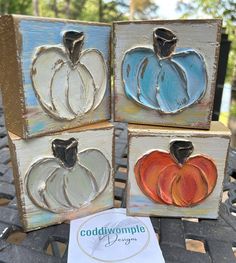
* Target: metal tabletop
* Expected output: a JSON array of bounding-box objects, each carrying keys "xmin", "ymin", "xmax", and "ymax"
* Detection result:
[{"xmin": 1, "ymin": 101, "xmax": 236, "ymax": 262}]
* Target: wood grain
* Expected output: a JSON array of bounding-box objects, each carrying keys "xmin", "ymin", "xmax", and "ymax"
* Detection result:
[{"xmin": 127, "ymin": 121, "xmax": 231, "ymax": 218}]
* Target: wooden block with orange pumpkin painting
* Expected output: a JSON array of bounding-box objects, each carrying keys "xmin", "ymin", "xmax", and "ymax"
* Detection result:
[{"xmin": 127, "ymin": 122, "xmax": 231, "ymax": 218}]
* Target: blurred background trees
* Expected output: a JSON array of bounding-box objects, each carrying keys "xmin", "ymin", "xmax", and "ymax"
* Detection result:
[
  {"xmin": 177, "ymin": 0, "xmax": 236, "ymax": 84},
  {"xmin": 0, "ymin": 0, "xmax": 235, "ymax": 125},
  {"xmin": 0, "ymin": 0, "xmax": 233, "ymax": 82}
]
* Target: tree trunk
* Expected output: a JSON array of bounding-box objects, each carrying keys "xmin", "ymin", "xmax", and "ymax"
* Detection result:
[
  {"xmin": 53, "ymin": 0, "xmax": 58, "ymax": 17},
  {"xmin": 65, "ymin": 0, "xmax": 71, "ymax": 19},
  {"xmin": 98, "ymin": 0, "xmax": 103, "ymax": 22},
  {"xmin": 32, "ymin": 0, "xmax": 39, "ymax": 16},
  {"xmin": 130, "ymin": 0, "xmax": 135, "ymax": 20}
]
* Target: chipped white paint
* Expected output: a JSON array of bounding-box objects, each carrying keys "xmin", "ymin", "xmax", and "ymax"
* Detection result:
[
  {"xmin": 9, "ymin": 123, "xmax": 114, "ymax": 231},
  {"xmin": 32, "ymin": 46, "xmax": 107, "ymax": 120},
  {"xmin": 26, "ymin": 149, "xmax": 110, "ymax": 213},
  {"xmin": 114, "ymin": 20, "xmax": 221, "ymax": 129}
]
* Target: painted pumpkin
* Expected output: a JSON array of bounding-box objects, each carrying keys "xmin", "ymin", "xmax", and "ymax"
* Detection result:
[
  {"xmin": 31, "ymin": 31, "xmax": 107, "ymax": 120},
  {"xmin": 122, "ymin": 28, "xmax": 207, "ymax": 113},
  {"xmin": 26, "ymin": 138, "xmax": 110, "ymax": 213},
  {"xmin": 134, "ymin": 140, "xmax": 217, "ymax": 207}
]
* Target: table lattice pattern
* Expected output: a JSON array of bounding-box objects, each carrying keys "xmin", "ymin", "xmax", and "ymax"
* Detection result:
[{"xmin": 1, "ymin": 101, "xmax": 236, "ymax": 262}]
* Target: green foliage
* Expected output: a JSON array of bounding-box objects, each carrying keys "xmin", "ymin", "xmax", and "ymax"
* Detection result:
[
  {"xmin": 130, "ymin": 0, "xmax": 158, "ymax": 19},
  {"xmin": 0, "ymin": 0, "xmax": 159, "ymax": 23},
  {"xmin": 0, "ymin": 0, "xmax": 32, "ymax": 15},
  {"xmin": 177, "ymin": 0, "xmax": 236, "ymax": 84},
  {"xmin": 230, "ymin": 99, "xmax": 236, "ymax": 117},
  {"xmin": 0, "ymin": 0, "xmax": 129, "ymax": 22},
  {"xmin": 37, "ymin": 0, "xmax": 128, "ymax": 22}
]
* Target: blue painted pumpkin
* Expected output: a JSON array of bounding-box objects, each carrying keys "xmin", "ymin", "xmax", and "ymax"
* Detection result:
[{"xmin": 122, "ymin": 28, "xmax": 207, "ymax": 113}]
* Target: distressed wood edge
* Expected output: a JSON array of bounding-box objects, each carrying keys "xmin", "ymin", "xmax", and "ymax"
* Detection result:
[
  {"xmin": 12, "ymin": 14, "xmax": 112, "ymax": 139},
  {"xmin": 0, "ymin": 15, "xmax": 26, "ymax": 138},
  {"xmin": 25, "ymin": 204, "xmax": 115, "ymax": 232},
  {"xmin": 8, "ymin": 134, "xmax": 29, "ymax": 231},
  {"xmin": 112, "ymin": 19, "xmax": 222, "ymax": 129},
  {"xmin": 126, "ymin": 119, "xmax": 229, "ymax": 219},
  {"xmin": 112, "ymin": 21, "xmax": 121, "ymax": 123},
  {"xmin": 113, "ymin": 18, "xmax": 223, "ymax": 25},
  {"xmin": 125, "ymin": 132, "xmax": 132, "ymax": 211},
  {"xmin": 27, "ymin": 118, "xmax": 112, "ymax": 139},
  {"xmin": 128, "ymin": 121, "xmax": 231, "ymax": 138},
  {"xmin": 11, "ymin": 14, "xmax": 111, "ymax": 27},
  {"xmin": 207, "ymin": 19, "xmax": 223, "ymax": 128},
  {"xmin": 215, "ymin": 137, "xmax": 232, "ymax": 218},
  {"xmin": 9, "ymin": 121, "xmax": 114, "ymax": 141},
  {"xmin": 11, "ymin": 119, "xmax": 113, "ymax": 140},
  {"xmin": 126, "ymin": 209, "xmax": 219, "ymax": 219},
  {"xmin": 8, "ymin": 125, "xmax": 115, "ymax": 232},
  {"xmin": 107, "ymin": 26, "xmax": 112, "ymax": 122},
  {"xmin": 116, "ymin": 116, "xmax": 211, "ymax": 130},
  {"xmin": 111, "ymin": 126, "xmax": 115, "ymax": 208}
]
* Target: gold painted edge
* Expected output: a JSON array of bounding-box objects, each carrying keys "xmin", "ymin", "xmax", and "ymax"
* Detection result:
[
  {"xmin": 0, "ymin": 15, "xmax": 26, "ymax": 138},
  {"xmin": 8, "ymin": 135, "xmax": 30, "ymax": 231}
]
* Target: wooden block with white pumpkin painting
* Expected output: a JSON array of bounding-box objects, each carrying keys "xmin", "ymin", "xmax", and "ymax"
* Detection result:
[
  {"xmin": 0, "ymin": 15, "xmax": 111, "ymax": 139},
  {"xmin": 8, "ymin": 122, "xmax": 114, "ymax": 231},
  {"xmin": 127, "ymin": 122, "xmax": 231, "ymax": 219},
  {"xmin": 113, "ymin": 19, "xmax": 222, "ymax": 129}
]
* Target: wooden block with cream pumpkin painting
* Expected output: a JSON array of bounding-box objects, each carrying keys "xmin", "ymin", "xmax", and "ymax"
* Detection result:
[
  {"xmin": 113, "ymin": 19, "xmax": 222, "ymax": 129},
  {"xmin": 127, "ymin": 122, "xmax": 230, "ymax": 218},
  {"xmin": 0, "ymin": 15, "xmax": 111, "ymax": 139},
  {"xmin": 8, "ymin": 122, "xmax": 114, "ymax": 231}
]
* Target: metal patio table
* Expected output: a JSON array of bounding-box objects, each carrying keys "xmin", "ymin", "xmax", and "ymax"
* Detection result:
[{"xmin": 1, "ymin": 99, "xmax": 236, "ymax": 263}]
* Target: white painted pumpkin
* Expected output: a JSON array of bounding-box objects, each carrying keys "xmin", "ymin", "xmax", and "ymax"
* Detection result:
[
  {"xmin": 31, "ymin": 31, "xmax": 107, "ymax": 120},
  {"xmin": 26, "ymin": 138, "xmax": 110, "ymax": 213}
]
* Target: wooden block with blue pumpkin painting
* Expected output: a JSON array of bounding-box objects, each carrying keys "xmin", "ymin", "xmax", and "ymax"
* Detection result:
[
  {"xmin": 113, "ymin": 19, "xmax": 222, "ymax": 129},
  {"xmin": 8, "ymin": 122, "xmax": 114, "ymax": 231},
  {"xmin": 0, "ymin": 15, "xmax": 111, "ymax": 138}
]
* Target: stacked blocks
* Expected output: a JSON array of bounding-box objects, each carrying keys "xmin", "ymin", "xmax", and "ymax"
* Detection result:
[
  {"xmin": 0, "ymin": 15, "xmax": 114, "ymax": 231},
  {"xmin": 113, "ymin": 20, "xmax": 231, "ymax": 218},
  {"xmin": 0, "ymin": 16, "xmax": 231, "ymax": 231}
]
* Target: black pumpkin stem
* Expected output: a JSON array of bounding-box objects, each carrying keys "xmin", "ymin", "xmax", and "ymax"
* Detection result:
[
  {"xmin": 63, "ymin": 31, "xmax": 84, "ymax": 65},
  {"xmin": 52, "ymin": 138, "xmax": 78, "ymax": 169},
  {"xmin": 153, "ymin": 28, "xmax": 178, "ymax": 59},
  {"xmin": 170, "ymin": 140, "xmax": 194, "ymax": 165}
]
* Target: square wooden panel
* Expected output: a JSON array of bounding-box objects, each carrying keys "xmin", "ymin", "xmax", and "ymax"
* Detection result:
[
  {"xmin": 0, "ymin": 15, "xmax": 111, "ymax": 138},
  {"xmin": 127, "ymin": 122, "xmax": 230, "ymax": 218},
  {"xmin": 113, "ymin": 20, "xmax": 222, "ymax": 129},
  {"xmin": 8, "ymin": 122, "xmax": 114, "ymax": 231}
]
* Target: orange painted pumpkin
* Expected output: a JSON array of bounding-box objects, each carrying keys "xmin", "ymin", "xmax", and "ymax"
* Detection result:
[{"xmin": 134, "ymin": 140, "xmax": 217, "ymax": 207}]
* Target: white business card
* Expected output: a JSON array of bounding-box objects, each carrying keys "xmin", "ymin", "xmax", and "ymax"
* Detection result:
[{"xmin": 68, "ymin": 208, "xmax": 165, "ymax": 263}]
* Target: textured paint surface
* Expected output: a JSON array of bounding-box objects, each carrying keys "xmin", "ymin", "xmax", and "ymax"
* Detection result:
[
  {"xmin": 10, "ymin": 125, "xmax": 114, "ymax": 230},
  {"xmin": 32, "ymin": 45, "xmax": 107, "ymax": 120},
  {"xmin": 19, "ymin": 19, "xmax": 111, "ymax": 136},
  {"xmin": 127, "ymin": 125, "xmax": 229, "ymax": 218},
  {"xmin": 123, "ymin": 47, "xmax": 207, "ymax": 113},
  {"xmin": 114, "ymin": 20, "xmax": 221, "ymax": 129},
  {"xmin": 26, "ymin": 148, "xmax": 110, "ymax": 213},
  {"xmin": 134, "ymin": 144, "xmax": 217, "ymax": 207}
]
